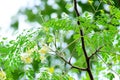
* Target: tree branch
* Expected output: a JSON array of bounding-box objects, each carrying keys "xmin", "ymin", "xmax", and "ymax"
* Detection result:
[
  {"xmin": 49, "ymin": 48, "xmax": 87, "ymax": 71},
  {"xmin": 73, "ymin": 0, "xmax": 88, "ymax": 64},
  {"xmin": 89, "ymin": 46, "xmax": 103, "ymax": 59},
  {"xmin": 58, "ymin": 53, "xmax": 87, "ymax": 71},
  {"xmin": 73, "ymin": 0, "xmax": 94, "ymax": 79}
]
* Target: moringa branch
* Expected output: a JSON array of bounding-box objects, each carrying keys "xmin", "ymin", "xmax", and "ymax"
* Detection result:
[
  {"xmin": 73, "ymin": 0, "xmax": 88, "ymax": 64},
  {"xmin": 49, "ymin": 48, "xmax": 87, "ymax": 71},
  {"xmin": 73, "ymin": 0, "xmax": 94, "ymax": 79},
  {"xmin": 58, "ymin": 53, "xmax": 87, "ymax": 71},
  {"xmin": 89, "ymin": 46, "xmax": 103, "ymax": 59}
]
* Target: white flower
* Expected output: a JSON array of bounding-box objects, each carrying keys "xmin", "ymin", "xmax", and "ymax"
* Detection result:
[
  {"xmin": 38, "ymin": 45, "xmax": 49, "ymax": 54},
  {"xmin": 20, "ymin": 53, "xmax": 33, "ymax": 64}
]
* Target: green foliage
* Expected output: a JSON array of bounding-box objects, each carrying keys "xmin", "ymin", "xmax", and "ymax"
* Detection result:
[
  {"xmin": 106, "ymin": 72, "xmax": 115, "ymax": 80},
  {"xmin": 43, "ymin": 18, "xmax": 76, "ymax": 30},
  {"xmin": 0, "ymin": 0, "xmax": 120, "ymax": 80}
]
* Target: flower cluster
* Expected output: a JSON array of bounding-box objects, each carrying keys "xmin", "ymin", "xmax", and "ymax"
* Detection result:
[
  {"xmin": 20, "ymin": 48, "xmax": 34, "ymax": 64},
  {"xmin": 20, "ymin": 44, "xmax": 50, "ymax": 63},
  {"xmin": 20, "ymin": 52, "xmax": 33, "ymax": 64},
  {"xmin": 38, "ymin": 45, "xmax": 49, "ymax": 62},
  {"xmin": 38, "ymin": 45, "xmax": 49, "ymax": 54},
  {"xmin": 0, "ymin": 69, "xmax": 6, "ymax": 80}
]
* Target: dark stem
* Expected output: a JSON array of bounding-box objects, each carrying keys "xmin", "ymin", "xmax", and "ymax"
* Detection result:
[
  {"xmin": 73, "ymin": 0, "xmax": 94, "ymax": 79},
  {"xmin": 89, "ymin": 46, "xmax": 103, "ymax": 59},
  {"xmin": 57, "ymin": 52, "xmax": 87, "ymax": 71}
]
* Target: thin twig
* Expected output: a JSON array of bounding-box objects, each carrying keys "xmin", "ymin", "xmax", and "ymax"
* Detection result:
[
  {"xmin": 38, "ymin": 10, "xmax": 45, "ymax": 23},
  {"xmin": 96, "ymin": 54, "xmax": 120, "ymax": 78},
  {"xmin": 89, "ymin": 3, "xmax": 96, "ymax": 13},
  {"xmin": 58, "ymin": 53, "xmax": 87, "ymax": 71},
  {"xmin": 61, "ymin": 38, "xmax": 79, "ymax": 52},
  {"xmin": 53, "ymin": 31, "xmax": 57, "ymax": 49},
  {"xmin": 95, "ymin": 0, "xmax": 102, "ymax": 15},
  {"xmin": 49, "ymin": 47, "xmax": 87, "ymax": 71},
  {"xmin": 68, "ymin": 47, "xmax": 76, "ymax": 63},
  {"xmin": 89, "ymin": 0, "xmax": 102, "ymax": 15},
  {"xmin": 89, "ymin": 46, "xmax": 103, "ymax": 59}
]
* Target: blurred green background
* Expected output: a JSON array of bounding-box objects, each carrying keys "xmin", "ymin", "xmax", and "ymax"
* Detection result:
[{"xmin": 10, "ymin": 0, "xmax": 120, "ymax": 30}]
